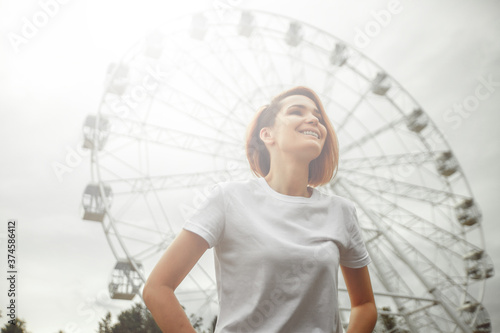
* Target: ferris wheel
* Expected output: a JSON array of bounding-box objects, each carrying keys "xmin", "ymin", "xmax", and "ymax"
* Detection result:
[{"xmin": 80, "ymin": 8, "xmax": 494, "ymax": 332}]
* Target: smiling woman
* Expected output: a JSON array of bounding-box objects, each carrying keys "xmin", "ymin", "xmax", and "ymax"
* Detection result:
[
  {"xmin": 246, "ymin": 86, "xmax": 339, "ymax": 189},
  {"xmin": 143, "ymin": 86, "xmax": 377, "ymax": 333}
]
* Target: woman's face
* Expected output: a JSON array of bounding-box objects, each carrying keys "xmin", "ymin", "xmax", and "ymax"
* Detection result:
[{"xmin": 262, "ymin": 94, "xmax": 328, "ymax": 162}]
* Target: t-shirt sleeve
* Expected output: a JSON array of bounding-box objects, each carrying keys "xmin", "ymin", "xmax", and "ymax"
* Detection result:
[
  {"xmin": 182, "ymin": 183, "xmax": 226, "ymax": 248},
  {"xmin": 339, "ymin": 204, "xmax": 371, "ymax": 268}
]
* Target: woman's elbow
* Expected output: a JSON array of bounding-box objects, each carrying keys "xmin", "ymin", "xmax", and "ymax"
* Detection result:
[
  {"xmin": 143, "ymin": 280, "xmax": 162, "ymax": 306},
  {"xmin": 370, "ymin": 301, "xmax": 378, "ymax": 318},
  {"xmin": 142, "ymin": 280, "xmax": 175, "ymax": 307},
  {"xmin": 364, "ymin": 300, "xmax": 377, "ymax": 315},
  {"xmin": 353, "ymin": 300, "xmax": 377, "ymax": 322},
  {"xmin": 142, "ymin": 281, "xmax": 154, "ymax": 306}
]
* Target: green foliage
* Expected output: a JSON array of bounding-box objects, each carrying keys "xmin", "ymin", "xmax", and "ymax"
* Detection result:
[
  {"xmin": 1, "ymin": 318, "xmax": 29, "ymax": 333},
  {"xmin": 97, "ymin": 312, "xmax": 113, "ymax": 333},
  {"xmin": 378, "ymin": 306, "xmax": 410, "ymax": 333},
  {"xmin": 97, "ymin": 304, "xmax": 161, "ymax": 333},
  {"xmin": 380, "ymin": 306, "xmax": 397, "ymax": 331},
  {"xmin": 97, "ymin": 303, "xmax": 216, "ymax": 333}
]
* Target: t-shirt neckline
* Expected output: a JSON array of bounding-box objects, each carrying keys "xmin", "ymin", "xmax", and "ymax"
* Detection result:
[{"xmin": 256, "ymin": 177, "xmax": 319, "ymax": 203}]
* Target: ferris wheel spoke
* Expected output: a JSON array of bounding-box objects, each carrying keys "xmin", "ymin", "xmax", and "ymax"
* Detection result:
[
  {"xmin": 184, "ymin": 261, "xmax": 217, "ymax": 292},
  {"xmin": 104, "ymin": 168, "xmax": 249, "ymax": 194},
  {"xmin": 359, "ymin": 231, "xmax": 440, "ymax": 331},
  {"xmin": 102, "ymin": 115, "xmax": 245, "ymax": 161},
  {"xmin": 376, "ymin": 213, "xmax": 471, "ymax": 294},
  {"xmin": 140, "ymin": 189, "xmax": 175, "ymax": 240},
  {"xmin": 95, "ymin": 131, "xmax": 143, "ymax": 157},
  {"xmin": 332, "ymin": 183, "xmax": 423, "ymax": 299},
  {"xmin": 140, "ymin": 39, "xmax": 254, "ymax": 140},
  {"xmin": 321, "ymin": 68, "xmax": 371, "ymax": 120},
  {"xmin": 105, "ymin": 230, "xmax": 171, "ymax": 262},
  {"xmin": 336, "ymin": 179, "xmax": 477, "ymax": 332},
  {"xmin": 340, "ymin": 168, "xmax": 469, "ymax": 206},
  {"xmin": 155, "ymin": 80, "xmax": 249, "ymax": 137},
  {"xmin": 145, "ymin": 50, "xmax": 254, "ymax": 130},
  {"xmin": 238, "ymin": 29, "xmax": 364, "ymax": 100},
  {"xmin": 339, "ymin": 178, "xmax": 485, "ymax": 326},
  {"xmin": 105, "ymin": 40, "xmax": 245, "ymax": 131},
  {"xmin": 341, "ymin": 150, "xmax": 464, "ymax": 193},
  {"xmin": 111, "ymin": 217, "xmax": 169, "ymax": 235},
  {"xmin": 194, "ymin": 261, "xmax": 217, "ymax": 286},
  {"xmin": 341, "ymin": 116, "xmax": 406, "ymax": 153},
  {"xmin": 179, "ymin": 277, "xmax": 216, "ymax": 305},
  {"xmin": 247, "ymin": 29, "xmax": 283, "ymax": 88},
  {"xmin": 350, "ymin": 178, "xmax": 481, "ymax": 259},
  {"xmin": 338, "ymin": 175, "xmax": 469, "ymax": 251},
  {"xmin": 152, "ymin": 84, "xmax": 248, "ymax": 133},
  {"xmin": 205, "ymin": 31, "xmax": 280, "ymax": 110},
  {"xmin": 343, "ymin": 61, "xmax": 372, "ymax": 83},
  {"xmin": 166, "ymin": 36, "xmax": 265, "ymax": 120},
  {"xmin": 106, "ymin": 229, "xmax": 162, "ymax": 247},
  {"xmin": 101, "ymin": 94, "xmax": 137, "ymax": 121},
  {"xmin": 214, "ymin": 32, "xmax": 374, "ymax": 134},
  {"xmin": 330, "ymin": 178, "xmax": 470, "ymax": 260},
  {"xmin": 262, "ymin": 35, "xmax": 366, "ymax": 103},
  {"xmin": 335, "ymin": 88, "xmax": 373, "ymax": 134},
  {"xmin": 367, "ymin": 243, "xmax": 440, "ymax": 332},
  {"xmin": 104, "ymin": 112, "xmax": 240, "ymax": 147},
  {"xmin": 289, "ymin": 45, "xmax": 306, "ymax": 82},
  {"xmin": 339, "ymin": 176, "xmax": 488, "ymax": 307},
  {"xmin": 133, "ymin": 238, "xmax": 173, "ymax": 262},
  {"xmin": 97, "ymin": 153, "xmax": 146, "ymax": 181},
  {"xmin": 176, "ymin": 288, "xmax": 218, "ymax": 309},
  {"xmin": 320, "ymin": 67, "xmax": 347, "ymax": 114},
  {"xmin": 341, "ymin": 151, "xmax": 449, "ymax": 170},
  {"xmin": 117, "ymin": 234, "xmax": 171, "ymax": 261}
]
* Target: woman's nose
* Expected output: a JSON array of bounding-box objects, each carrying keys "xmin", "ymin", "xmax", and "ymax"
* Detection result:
[{"xmin": 306, "ymin": 114, "xmax": 319, "ymax": 124}]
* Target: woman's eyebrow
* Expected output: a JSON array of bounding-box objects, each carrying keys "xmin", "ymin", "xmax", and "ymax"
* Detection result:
[{"xmin": 287, "ymin": 104, "xmax": 321, "ymax": 116}]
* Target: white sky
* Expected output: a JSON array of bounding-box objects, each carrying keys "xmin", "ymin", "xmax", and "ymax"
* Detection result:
[{"xmin": 0, "ymin": 0, "xmax": 499, "ymax": 332}]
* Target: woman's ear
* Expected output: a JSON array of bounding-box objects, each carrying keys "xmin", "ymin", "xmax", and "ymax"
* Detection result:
[{"xmin": 259, "ymin": 127, "xmax": 274, "ymax": 146}]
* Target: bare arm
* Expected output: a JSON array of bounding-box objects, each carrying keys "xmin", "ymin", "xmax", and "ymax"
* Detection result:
[
  {"xmin": 143, "ymin": 229, "xmax": 209, "ymax": 333},
  {"xmin": 341, "ymin": 265, "xmax": 377, "ymax": 333}
]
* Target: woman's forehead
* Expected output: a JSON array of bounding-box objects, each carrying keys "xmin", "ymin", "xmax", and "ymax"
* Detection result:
[{"xmin": 280, "ymin": 94, "xmax": 317, "ymax": 109}]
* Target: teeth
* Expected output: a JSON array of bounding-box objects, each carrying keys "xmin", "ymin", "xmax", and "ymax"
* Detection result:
[{"xmin": 300, "ymin": 131, "xmax": 319, "ymax": 139}]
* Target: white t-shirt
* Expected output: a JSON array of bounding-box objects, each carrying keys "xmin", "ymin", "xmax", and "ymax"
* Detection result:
[{"xmin": 182, "ymin": 177, "xmax": 371, "ymax": 333}]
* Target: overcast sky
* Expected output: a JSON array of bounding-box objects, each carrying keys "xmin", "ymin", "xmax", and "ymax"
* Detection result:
[{"xmin": 1, "ymin": 0, "xmax": 499, "ymax": 332}]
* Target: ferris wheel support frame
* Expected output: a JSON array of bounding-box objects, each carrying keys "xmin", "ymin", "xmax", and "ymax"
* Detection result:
[{"xmin": 336, "ymin": 177, "xmax": 473, "ymax": 333}]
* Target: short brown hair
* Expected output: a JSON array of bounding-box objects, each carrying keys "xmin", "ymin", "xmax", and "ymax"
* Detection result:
[{"xmin": 245, "ymin": 86, "xmax": 339, "ymax": 187}]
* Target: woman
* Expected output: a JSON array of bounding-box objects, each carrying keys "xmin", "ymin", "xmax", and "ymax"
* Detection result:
[{"xmin": 143, "ymin": 86, "xmax": 377, "ymax": 332}]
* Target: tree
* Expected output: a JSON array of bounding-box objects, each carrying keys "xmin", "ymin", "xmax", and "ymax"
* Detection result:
[
  {"xmin": 97, "ymin": 303, "xmax": 216, "ymax": 333},
  {"xmin": 0, "ymin": 318, "xmax": 30, "ymax": 333},
  {"xmin": 380, "ymin": 306, "xmax": 397, "ymax": 331},
  {"xmin": 112, "ymin": 303, "xmax": 161, "ymax": 333},
  {"xmin": 97, "ymin": 303, "xmax": 161, "ymax": 333},
  {"xmin": 378, "ymin": 306, "xmax": 409, "ymax": 333},
  {"xmin": 97, "ymin": 312, "xmax": 113, "ymax": 333}
]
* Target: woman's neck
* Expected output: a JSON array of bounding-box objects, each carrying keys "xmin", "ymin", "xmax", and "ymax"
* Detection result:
[{"xmin": 264, "ymin": 154, "xmax": 311, "ymax": 198}]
